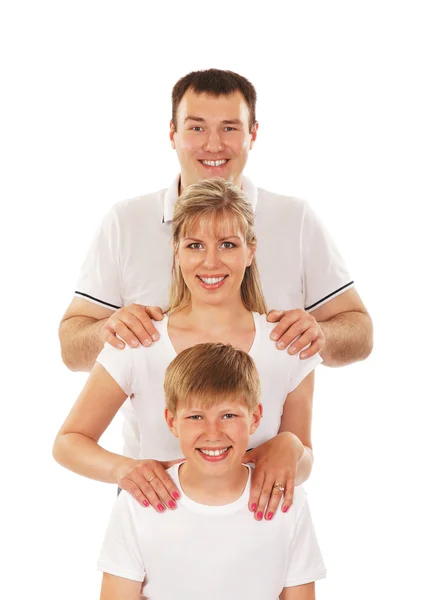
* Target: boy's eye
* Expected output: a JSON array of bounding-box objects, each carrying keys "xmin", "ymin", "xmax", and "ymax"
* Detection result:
[
  {"xmin": 223, "ymin": 413, "xmax": 237, "ymax": 419},
  {"xmin": 188, "ymin": 415, "xmax": 202, "ymax": 420}
]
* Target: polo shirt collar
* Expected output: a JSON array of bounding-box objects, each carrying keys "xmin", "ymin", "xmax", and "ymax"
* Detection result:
[{"xmin": 162, "ymin": 175, "xmax": 258, "ymax": 223}]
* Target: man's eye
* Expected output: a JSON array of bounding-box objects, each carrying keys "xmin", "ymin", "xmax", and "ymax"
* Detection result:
[
  {"xmin": 221, "ymin": 242, "xmax": 236, "ymax": 249},
  {"xmin": 223, "ymin": 414, "xmax": 237, "ymax": 419},
  {"xmin": 188, "ymin": 243, "xmax": 203, "ymax": 249},
  {"xmin": 224, "ymin": 127, "xmax": 236, "ymax": 131},
  {"xmin": 192, "ymin": 127, "xmax": 203, "ymax": 131}
]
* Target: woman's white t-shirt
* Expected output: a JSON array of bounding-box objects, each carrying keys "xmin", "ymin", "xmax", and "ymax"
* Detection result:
[{"xmin": 97, "ymin": 313, "xmax": 322, "ymax": 461}]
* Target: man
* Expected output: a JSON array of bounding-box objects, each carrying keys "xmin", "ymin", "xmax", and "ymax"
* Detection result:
[{"xmin": 59, "ymin": 68, "xmax": 372, "ymax": 500}]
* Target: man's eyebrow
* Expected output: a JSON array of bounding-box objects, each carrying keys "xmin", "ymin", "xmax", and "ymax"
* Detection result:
[
  {"xmin": 184, "ymin": 116, "xmax": 206, "ymax": 123},
  {"xmin": 221, "ymin": 119, "xmax": 243, "ymax": 125}
]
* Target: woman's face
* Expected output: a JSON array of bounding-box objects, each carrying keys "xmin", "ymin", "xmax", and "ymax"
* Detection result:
[{"xmin": 176, "ymin": 214, "xmax": 254, "ymax": 308}]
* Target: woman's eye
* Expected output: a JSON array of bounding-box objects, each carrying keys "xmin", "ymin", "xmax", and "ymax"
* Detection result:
[
  {"xmin": 221, "ymin": 242, "xmax": 236, "ymax": 249},
  {"xmin": 188, "ymin": 243, "xmax": 203, "ymax": 249}
]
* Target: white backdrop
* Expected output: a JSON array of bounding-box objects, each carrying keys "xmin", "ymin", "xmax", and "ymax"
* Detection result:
[{"xmin": 1, "ymin": 1, "xmax": 425, "ymax": 599}]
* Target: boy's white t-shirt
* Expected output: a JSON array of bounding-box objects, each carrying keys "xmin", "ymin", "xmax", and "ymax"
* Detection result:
[
  {"xmin": 98, "ymin": 463, "xmax": 326, "ymax": 599},
  {"xmin": 96, "ymin": 312, "xmax": 322, "ymax": 461}
]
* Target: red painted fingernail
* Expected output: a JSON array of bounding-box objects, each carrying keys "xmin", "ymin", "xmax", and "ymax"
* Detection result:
[
  {"xmin": 250, "ymin": 503, "xmax": 257, "ymax": 511},
  {"xmin": 173, "ymin": 491, "xmax": 180, "ymax": 499},
  {"xmin": 142, "ymin": 500, "xmax": 149, "ymax": 507},
  {"xmin": 283, "ymin": 505, "xmax": 289, "ymax": 513},
  {"xmin": 168, "ymin": 500, "xmax": 176, "ymax": 509},
  {"xmin": 256, "ymin": 511, "xmax": 263, "ymax": 520},
  {"xmin": 157, "ymin": 504, "xmax": 165, "ymax": 511},
  {"xmin": 267, "ymin": 512, "xmax": 273, "ymax": 520}
]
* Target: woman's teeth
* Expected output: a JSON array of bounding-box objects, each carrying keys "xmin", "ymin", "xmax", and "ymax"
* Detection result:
[
  {"xmin": 199, "ymin": 276, "xmax": 225, "ymax": 285},
  {"xmin": 201, "ymin": 160, "xmax": 228, "ymax": 167},
  {"xmin": 199, "ymin": 448, "xmax": 230, "ymax": 457}
]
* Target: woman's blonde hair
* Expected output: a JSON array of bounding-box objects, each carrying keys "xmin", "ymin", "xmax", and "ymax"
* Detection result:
[{"xmin": 169, "ymin": 177, "xmax": 267, "ymax": 314}]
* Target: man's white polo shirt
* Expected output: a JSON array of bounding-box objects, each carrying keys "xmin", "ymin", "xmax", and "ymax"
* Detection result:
[{"xmin": 75, "ymin": 176, "xmax": 353, "ymax": 313}]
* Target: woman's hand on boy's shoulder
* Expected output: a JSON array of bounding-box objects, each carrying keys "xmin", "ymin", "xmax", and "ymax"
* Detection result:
[{"xmin": 116, "ymin": 458, "xmax": 182, "ymax": 512}]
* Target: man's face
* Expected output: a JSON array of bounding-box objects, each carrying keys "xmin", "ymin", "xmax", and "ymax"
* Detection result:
[
  {"xmin": 166, "ymin": 396, "xmax": 262, "ymax": 476},
  {"xmin": 170, "ymin": 90, "xmax": 258, "ymax": 191}
]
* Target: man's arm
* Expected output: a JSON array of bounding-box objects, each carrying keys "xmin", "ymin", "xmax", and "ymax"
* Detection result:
[
  {"xmin": 59, "ymin": 297, "xmax": 163, "ymax": 372},
  {"xmin": 280, "ymin": 582, "xmax": 315, "ymax": 599},
  {"xmin": 310, "ymin": 287, "xmax": 373, "ymax": 367},
  {"xmin": 59, "ymin": 297, "xmax": 113, "ymax": 372},
  {"xmin": 100, "ymin": 573, "xmax": 142, "ymax": 600}
]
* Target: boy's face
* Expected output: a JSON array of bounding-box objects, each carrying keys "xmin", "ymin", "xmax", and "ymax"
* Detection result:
[{"xmin": 165, "ymin": 396, "xmax": 262, "ymax": 475}]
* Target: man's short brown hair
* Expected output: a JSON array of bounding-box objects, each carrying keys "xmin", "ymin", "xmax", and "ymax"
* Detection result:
[
  {"xmin": 164, "ymin": 343, "xmax": 260, "ymax": 414},
  {"xmin": 171, "ymin": 68, "xmax": 257, "ymax": 131}
]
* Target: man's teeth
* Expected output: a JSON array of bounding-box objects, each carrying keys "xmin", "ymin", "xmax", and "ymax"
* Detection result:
[
  {"xmin": 199, "ymin": 276, "xmax": 225, "ymax": 285},
  {"xmin": 201, "ymin": 159, "xmax": 228, "ymax": 167},
  {"xmin": 199, "ymin": 448, "xmax": 230, "ymax": 457}
]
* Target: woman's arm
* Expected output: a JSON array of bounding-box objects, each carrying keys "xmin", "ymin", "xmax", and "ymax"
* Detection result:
[
  {"xmin": 52, "ymin": 363, "xmax": 181, "ymax": 509},
  {"xmin": 279, "ymin": 370, "xmax": 315, "ymax": 486},
  {"xmin": 280, "ymin": 582, "xmax": 315, "ymax": 600},
  {"xmin": 100, "ymin": 574, "xmax": 142, "ymax": 600},
  {"xmin": 245, "ymin": 371, "xmax": 315, "ymax": 520}
]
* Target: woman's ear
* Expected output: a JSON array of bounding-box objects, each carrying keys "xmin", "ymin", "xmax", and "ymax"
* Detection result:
[
  {"xmin": 249, "ymin": 403, "xmax": 263, "ymax": 435},
  {"xmin": 246, "ymin": 242, "xmax": 256, "ymax": 267},
  {"xmin": 164, "ymin": 408, "xmax": 178, "ymax": 438}
]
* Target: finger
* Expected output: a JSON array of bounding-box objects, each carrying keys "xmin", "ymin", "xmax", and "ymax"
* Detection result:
[
  {"xmin": 120, "ymin": 478, "xmax": 150, "ymax": 508},
  {"xmin": 103, "ymin": 328, "xmax": 125, "ymax": 349},
  {"xmin": 287, "ymin": 329, "xmax": 320, "ymax": 355},
  {"xmin": 265, "ymin": 480, "xmax": 286, "ymax": 520},
  {"xmin": 270, "ymin": 312, "xmax": 303, "ymax": 343},
  {"xmin": 300, "ymin": 337, "xmax": 324, "ymax": 359},
  {"xmin": 144, "ymin": 306, "xmax": 164, "ymax": 322},
  {"xmin": 155, "ymin": 469, "xmax": 181, "ymax": 505},
  {"xmin": 256, "ymin": 477, "xmax": 277, "ymax": 521},
  {"xmin": 242, "ymin": 448, "xmax": 257, "ymax": 464},
  {"xmin": 248, "ymin": 469, "xmax": 265, "ymax": 515},
  {"xmin": 113, "ymin": 320, "xmax": 144, "ymax": 348},
  {"xmin": 282, "ymin": 478, "xmax": 295, "ymax": 513},
  {"xmin": 123, "ymin": 469, "xmax": 165, "ymax": 512},
  {"xmin": 147, "ymin": 473, "xmax": 178, "ymax": 510},
  {"xmin": 266, "ymin": 309, "xmax": 286, "ymax": 323},
  {"xmin": 276, "ymin": 319, "xmax": 313, "ymax": 350},
  {"xmin": 128, "ymin": 307, "xmax": 161, "ymax": 343}
]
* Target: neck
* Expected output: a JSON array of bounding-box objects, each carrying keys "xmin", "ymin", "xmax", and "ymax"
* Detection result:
[
  {"xmin": 174, "ymin": 297, "xmax": 252, "ymax": 333},
  {"xmin": 179, "ymin": 461, "xmax": 248, "ymax": 506}
]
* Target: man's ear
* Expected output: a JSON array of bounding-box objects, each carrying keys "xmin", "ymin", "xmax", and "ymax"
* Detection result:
[
  {"xmin": 165, "ymin": 408, "xmax": 178, "ymax": 437},
  {"xmin": 249, "ymin": 122, "xmax": 259, "ymax": 149},
  {"xmin": 249, "ymin": 403, "xmax": 263, "ymax": 435},
  {"xmin": 170, "ymin": 121, "xmax": 176, "ymax": 149}
]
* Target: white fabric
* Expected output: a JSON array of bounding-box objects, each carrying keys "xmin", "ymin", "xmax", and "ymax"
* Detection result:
[
  {"xmin": 96, "ymin": 313, "xmax": 322, "ymax": 461},
  {"xmin": 75, "ymin": 175, "xmax": 353, "ymax": 313},
  {"xmin": 97, "ymin": 463, "xmax": 326, "ymax": 599}
]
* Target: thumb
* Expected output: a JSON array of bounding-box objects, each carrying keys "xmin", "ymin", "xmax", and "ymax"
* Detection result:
[
  {"xmin": 242, "ymin": 448, "xmax": 257, "ymax": 464},
  {"xmin": 267, "ymin": 309, "xmax": 286, "ymax": 323},
  {"xmin": 146, "ymin": 306, "xmax": 164, "ymax": 321}
]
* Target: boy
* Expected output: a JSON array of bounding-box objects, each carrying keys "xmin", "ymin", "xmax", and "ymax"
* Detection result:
[{"xmin": 98, "ymin": 343, "xmax": 326, "ymax": 599}]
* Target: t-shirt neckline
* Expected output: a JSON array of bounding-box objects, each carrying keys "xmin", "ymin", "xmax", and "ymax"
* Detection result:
[
  {"xmin": 170, "ymin": 462, "xmax": 251, "ymax": 515},
  {"xmin": 162, "ymin": 311, "xmax": 261, "ymax": 358}
]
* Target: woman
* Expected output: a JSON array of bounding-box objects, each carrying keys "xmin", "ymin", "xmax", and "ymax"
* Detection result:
[{"xmin": 53, "ymin": 177, "xmax": 321, "ymax": 520}]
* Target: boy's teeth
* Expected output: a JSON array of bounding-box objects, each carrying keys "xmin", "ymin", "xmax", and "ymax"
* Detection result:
[
  {"xmin": 199, "ymin": 276, "xmax": 225, "ymax": 285},
  {"xmin": 199, "ymin": 448, "xmax": 229, "ymax": 457},
  {"xmin": 201, "ymin": 159, "xmax": 227, "ymax": 167}
]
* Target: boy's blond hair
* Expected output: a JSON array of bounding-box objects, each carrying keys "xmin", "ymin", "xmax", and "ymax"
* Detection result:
[
  {"xmin": 164, "ymin": 343, "xmax": 260, "ymax": 414},
  {"xmin": 168, "ymin": 177, "xmax": 267, "ymax": 315}
]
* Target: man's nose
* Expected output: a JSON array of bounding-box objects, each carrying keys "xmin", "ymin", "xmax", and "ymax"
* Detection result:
[{"xmin": 204, "ymin": 130, "xmax": 224, "ymax": 153}]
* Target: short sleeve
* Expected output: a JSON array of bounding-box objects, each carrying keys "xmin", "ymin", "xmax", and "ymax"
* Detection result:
[
  {"xmin": 97, "ymin": 492, "xmax": 146, "ymax": 582},
  {"xmin": 288, "ymin": 352, "xmax": 322, "ymax": 393},
  {"xmin": 283, "ymin": 494, "xmax": 326, "ymax": 587},
  {"xmin": 302, "ymin": 202, "xmax": 354, "ymax": 312},
  {"xmin": 75, "ymin": 205, "xmax": 123, "ymax": 310},
  {"xmin": 96, "ymin": 343, "xmax": 135, "ymax": 397}
]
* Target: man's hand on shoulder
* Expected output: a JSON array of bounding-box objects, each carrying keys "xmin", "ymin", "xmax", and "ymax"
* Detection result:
[
  {"xmin": 102, "ymin": 304, "xmax": 164, "ymax": 349},
  {"xmin": 267, "ymin": 309, "xmax": 325, "ymax": 360}
]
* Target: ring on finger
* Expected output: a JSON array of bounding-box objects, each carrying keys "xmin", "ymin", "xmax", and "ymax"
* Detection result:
[
  {"xmin": 147, "ymin": 475, "xmax": 158, "ymax": 483},
  {"xmin": 273, "ymin": 483, "xmax": 285, "ymax": 492}
]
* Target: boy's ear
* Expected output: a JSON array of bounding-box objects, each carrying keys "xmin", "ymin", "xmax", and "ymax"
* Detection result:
[
  {"xmin": 249, "ymin": 404, "xmax": 263, "ymax": 435},
  {"xmin": 164, "ymin": 408, "xmax": 178, "ymax": 438}
]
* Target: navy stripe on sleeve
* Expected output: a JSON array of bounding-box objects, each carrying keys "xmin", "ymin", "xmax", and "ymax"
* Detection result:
[
  {"xmin": 305, "ymin": 281, "xmax": 354, "ymax": 311},
  {"xmin": 74, "ymin": 291, "xmax": 121, "ymax": 310}
]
